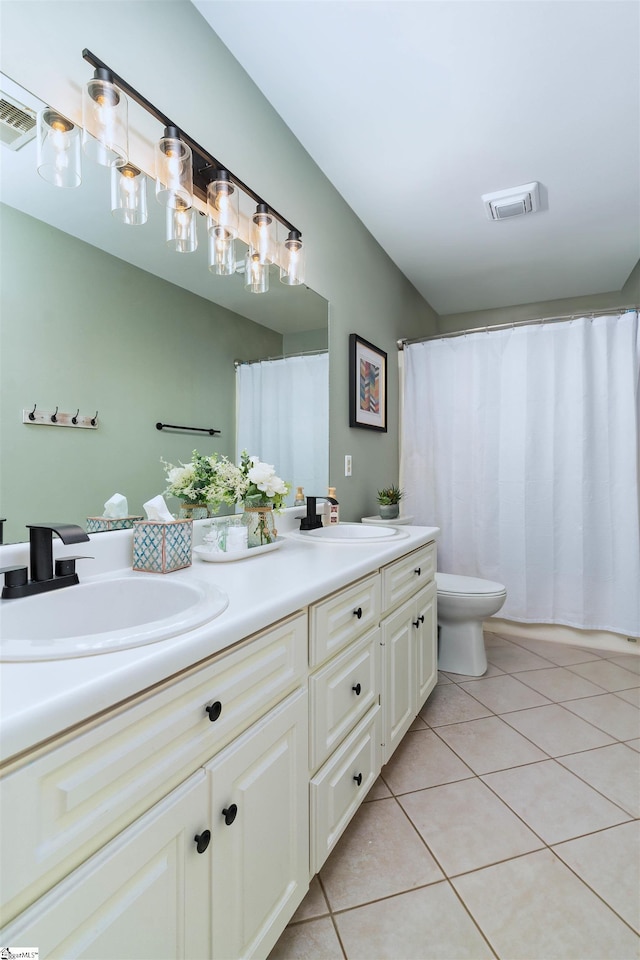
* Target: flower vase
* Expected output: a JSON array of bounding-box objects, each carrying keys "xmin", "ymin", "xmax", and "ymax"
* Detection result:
[
  {"xmin": 242, "ymin": 504, "xmax": 277, "ymax": 547},
  {"xmin": 179, "ymin": 502, "xmax": 210, "ymax": 521}
]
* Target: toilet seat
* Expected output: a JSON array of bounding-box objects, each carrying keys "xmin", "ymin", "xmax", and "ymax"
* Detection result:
[{"xmin": 436, "ymin": 572, "xmax": 506, "ymax": 598}]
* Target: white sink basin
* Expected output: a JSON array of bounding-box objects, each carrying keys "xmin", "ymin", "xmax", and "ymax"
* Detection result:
[
  {"xmin": 288, "ymin": 523, "xmax": 410, "ymax": 544},
  {"xmin": 0, "ymin": 575, "xmax": 229, "ymax": 661}
]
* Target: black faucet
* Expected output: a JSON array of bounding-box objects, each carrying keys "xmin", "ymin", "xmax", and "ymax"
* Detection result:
[
  {"xmin": 0, "ymin": 523, "xmax": 91, "ymax": 599},
  {"xmin": 299, "ymin": 496, "xmax": 338, "ymax": 531}
]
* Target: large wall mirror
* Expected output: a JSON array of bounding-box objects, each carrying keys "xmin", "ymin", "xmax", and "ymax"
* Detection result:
[{"xmin": 0, "ymin": 74, "xmax": 329, "ymax": 545}]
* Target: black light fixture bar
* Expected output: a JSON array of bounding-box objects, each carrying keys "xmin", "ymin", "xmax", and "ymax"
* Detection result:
[{"xmin": 82, "ymin": 48, "xmax": 300, "ymax": 235}]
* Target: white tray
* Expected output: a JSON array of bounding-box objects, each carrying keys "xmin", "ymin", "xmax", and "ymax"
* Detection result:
[
  {"xmin": 361, "ymin": 515, "xmax": 414, "ymax": 526},
  {"xmin": 194, "ymin": 537, "xmax": 284, "ymax": 563}
]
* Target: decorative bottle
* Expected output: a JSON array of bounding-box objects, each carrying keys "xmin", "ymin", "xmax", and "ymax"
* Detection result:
[{"xmin": 328, "ymin": 486, "xmax": 340, "ymax": 524}]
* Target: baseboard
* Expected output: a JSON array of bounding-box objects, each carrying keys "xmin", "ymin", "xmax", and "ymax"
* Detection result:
[{"xmin": 486, "ymin": 618, "xmax": 639, "ymax": 657}]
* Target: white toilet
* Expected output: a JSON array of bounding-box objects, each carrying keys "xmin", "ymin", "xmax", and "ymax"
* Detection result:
[{"xmin": 436, "ymin": 573, "xmax": 507, "ymax": 676}]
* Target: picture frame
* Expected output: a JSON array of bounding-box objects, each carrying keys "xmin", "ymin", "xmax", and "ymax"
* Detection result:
[{"xmin": 349, "ymin": 333, "xmax": 387, "ymax": 431}]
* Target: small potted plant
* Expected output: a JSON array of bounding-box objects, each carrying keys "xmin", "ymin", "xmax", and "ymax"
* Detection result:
[{"xmin": 377, "ymin": 484, "xmax": 404, "ymax": 520}]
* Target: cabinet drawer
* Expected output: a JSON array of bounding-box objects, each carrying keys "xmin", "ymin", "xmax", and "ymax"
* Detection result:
[
  {"xmin": 310, "ymin": 705, "xmax": 381, "ymax": 875},
  {"xmin": 0, "ymin": 612, "xmax": 307, "ymax": 922},
  {"xmin": 382, "ymin": 542, "xmax": 436, "ymax": 613},
  {"xmin": 309, "ymin": 573, "xmax": 381, "ymax": 668},
  {"xmin": 309, "ymin": 627, "xmax": 380, "ymax": 773}
]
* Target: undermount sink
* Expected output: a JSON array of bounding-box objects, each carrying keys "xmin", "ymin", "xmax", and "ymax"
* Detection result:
[
  {"xmin": 289, "ymin": 523, "xmax": 410, "ymax": 544},
  {"xmin": 0, "ymin": 575, "xmax": 228, "ymax": 661}
]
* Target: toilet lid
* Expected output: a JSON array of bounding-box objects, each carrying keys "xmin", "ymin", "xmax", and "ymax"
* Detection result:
[{"xmin": 436, "ymin": 572, "xmax": 506, "ymax": 596}]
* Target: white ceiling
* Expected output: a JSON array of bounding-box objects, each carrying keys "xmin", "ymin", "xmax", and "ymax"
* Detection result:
[{"xmin": 194, "ymin": 0, "xmax": 640, "ymax": 316}]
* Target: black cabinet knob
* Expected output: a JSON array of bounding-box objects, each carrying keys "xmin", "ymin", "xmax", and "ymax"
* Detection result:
[
  {"xmin": 353, "ymin": 773, "xmax": 363, "ymax": 786},
  {"xmin": 413, "ymin": 614, "xmax": 425, "ymax": 628},
  {"xmin": 414, "ymin": 567, "xmax": 421, "ymax": 576},
  {"xmin": 205, "ymin": 701, "xmax": 222, "ymax": 722},
  {"xmin": 222, "ymin": 803, "xmax": 238, "ymax": 826},
  {"xmin": 352, "ymin": 683, "xmax": 362, "ymax": 696},
  {"xmin": 353, "ymin": 606, "xmax": 363, "ymax": 619},
  {"xmin": 194, "ymin": 829, "xmax": 211, "ymax": 854}
]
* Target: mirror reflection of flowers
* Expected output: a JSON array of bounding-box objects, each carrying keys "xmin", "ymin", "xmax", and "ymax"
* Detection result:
[
  {"xmin": 240, "ymin": 451, "xmax": 290, "ymax": 511},
  {"xmin": 162, "ymin": 451, "xmax": 248, "ymax": 512}
]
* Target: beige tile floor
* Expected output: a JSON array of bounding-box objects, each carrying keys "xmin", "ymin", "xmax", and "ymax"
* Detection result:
[{"xmin": 269, "ymin": 632, "xmax": 640, "ymax": 960}]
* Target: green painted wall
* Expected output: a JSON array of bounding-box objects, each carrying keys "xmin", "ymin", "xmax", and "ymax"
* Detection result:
[
  {"xmin": 0, "ymin": 204, "xmax": 282, "ymax": 542},
  {"xmin": 0, "ymin": 0, "xmax": 440, "ymax": 527},
  {"xmin": 283, "ymin": 328, "xmax": 329, "ymax": 355},
  {"xmin": 438, "ymin": 259, "xmax": 640, "ymax": 333}
]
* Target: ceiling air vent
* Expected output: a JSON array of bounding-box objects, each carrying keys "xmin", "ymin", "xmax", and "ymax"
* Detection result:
[
  {"xmin": 0, "ymin": 92, "xmax": 37, "ymax": 151},
  {"xmin": 482, "ymin": 181, "xmax": 540, "ymax": 221}
]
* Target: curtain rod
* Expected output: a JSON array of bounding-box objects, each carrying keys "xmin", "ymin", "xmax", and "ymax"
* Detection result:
[
  {"xmin": 397, "ymin": 305, "xmax": 638, "ymax": 348},
  {"xmin": 234, "ymin": 349, "xmax": 327, "ymax": 367}
]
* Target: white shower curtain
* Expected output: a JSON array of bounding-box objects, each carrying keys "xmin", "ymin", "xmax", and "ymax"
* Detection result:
[
  {"xmin": 236, "ymin": 353, "xmax": 329, "ymax": 505},
  {"xmin": 402, "ymin": 311, "xmax": 640, "ymax": 636}
]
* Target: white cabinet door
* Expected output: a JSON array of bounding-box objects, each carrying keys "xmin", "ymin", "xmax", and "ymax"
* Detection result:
[
  {"xmin": 206, "ymin": 688, "xmax": 309, "ymax": 960},
  {"xmin": 380, "ymin": 602, "xmax": 415, "ymax": 764},
  {"xmin": 415, "ymin": 581, "xmax": 438, "ymax": 708},
  {"xmin": 0, "ymin": 771, "xmax": 211, "ymax": 960},
  {"xmin": 381, "ymin": 580, "xmax": 438, "ymax": 765}
]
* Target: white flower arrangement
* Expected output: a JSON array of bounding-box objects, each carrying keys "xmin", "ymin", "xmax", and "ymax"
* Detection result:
[
  {"xmin": 162, "ymin": 450, "xmax": 290, "ymax": 512},
  {"xmin": 240, "ymin": 452, "xmax": 290, "ymax": 511}
]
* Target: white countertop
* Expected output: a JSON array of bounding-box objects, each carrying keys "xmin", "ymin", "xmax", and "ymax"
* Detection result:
[{"xmin": 0, "ymin": 521, "xmax": 439, "ymax": 763}]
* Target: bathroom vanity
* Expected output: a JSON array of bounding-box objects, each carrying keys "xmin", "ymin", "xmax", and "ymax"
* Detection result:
[{"xmin": 0, "ymin": 522, "xmax": 438, "ymax": 959}]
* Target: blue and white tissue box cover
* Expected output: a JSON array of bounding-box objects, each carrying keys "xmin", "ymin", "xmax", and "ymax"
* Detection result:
[
  {"xmin": 132, "ymin": 519, "xmax": 192, "ymax": 573},
  {"xmin": 87, "ymin": 515, "xmax": 143, "ymax": 533}
]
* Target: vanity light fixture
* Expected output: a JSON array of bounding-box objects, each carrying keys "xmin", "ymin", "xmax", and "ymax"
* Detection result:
[
  {"xmin": 244, "ymin": 250, "xmax": 269, "ymax": 294},
  {"xmin": 207, "ymin": 169, "xmax": 238, "ymax": 274},
  {"xmin": 250, "ymin": 202, "xmax": 275, "ymax": 264},
  {"xmin": 208, "ymin": 229, "xmax": 235, "ymax": 276},
  {"xmin": 155, "ymin": 125, "xmax": 193, "ymax": 209},
  {"xmin": 166, "ymin": 198, "xmax": 198, "ymax": 253},
  {"xmin": 81, "ymin": 67, "xmax": 128, "ymax": 167},
  {"xmin": 35, "ymin": 50, "xmax": 304, "ymax": 291},
  {"xmin": 36, "ymin": 108, "xmax": 81, "ymax": 188},
  {"xmin": 280, "ymin": 229, "xmax": 305, "ymax": 285},
  {"xmin": 111, "ymin": 163, "xmax": 148, "ymax": 224}
]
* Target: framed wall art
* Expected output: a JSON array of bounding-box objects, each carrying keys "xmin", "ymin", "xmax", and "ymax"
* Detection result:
[{"xmin": 349, "ymin": 333, "xmax": 387, "ymax": 431}]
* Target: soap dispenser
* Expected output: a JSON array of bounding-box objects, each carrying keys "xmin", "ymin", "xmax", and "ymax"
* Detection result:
[
  {"xmin": 294, "ymin": 486, "xmax": 305, "ymax": 506},
  {"xmin": 327, "ymin": 487, "xmax": 339, "ymax": 524}
]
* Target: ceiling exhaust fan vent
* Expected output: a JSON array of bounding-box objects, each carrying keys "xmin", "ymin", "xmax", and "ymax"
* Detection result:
[
  {"xmin": 482, "ymin": 181, "xmax": 540, "ymax": 221},
  {"xmin": 0, "ymin": 92, "xmax": 37, "ymax": 151}
]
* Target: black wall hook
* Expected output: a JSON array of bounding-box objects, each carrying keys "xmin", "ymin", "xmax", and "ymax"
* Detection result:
[
  {"xmin": 72, "ymin": 408, "xmax": 80, "ymax": 424},
  {"xmin": 29, "ymin": 403, "xmax": 37, "ymax": 421},
  {"xmin": 50, "ymin": 406, "xmax": 58, "ymax": 423},
  {"xmin": 91, "ymin": 411, "xmax": 98, "ymax": 426}
]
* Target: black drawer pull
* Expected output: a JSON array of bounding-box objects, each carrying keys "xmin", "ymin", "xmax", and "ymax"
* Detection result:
[
  {"xmin": 222, "ymin": 804, "xmax": 238, "ymax": 826},
  {"xmin": 352, "ymin": 683, "xmax": 362, "ymax": 696},
  {"xmin": 353, "ymin": 773, "xmax": 363, "ymax": 786},
  {"xmin": 194, "ymin": 830, "xmax": 211, "ymax": 854},
  {"xmin": 414, "ymin": 567, "xmax": 421, "ymax": 576},
  {"xmin": 353, "ymin": 606, "xmax": 363, "ymax": 619},
  {"xmin": 205, "ymin": 701, "xmax": 222, "ymax": 722}
]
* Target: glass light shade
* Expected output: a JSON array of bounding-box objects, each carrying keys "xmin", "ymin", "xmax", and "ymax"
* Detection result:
[
  {"xmin": 155, "ymin": 127, "xmax": 193, "ymax": 209},
  {"xmin": 250, "ymin": 203, "xmax": 275, "ymax": 264},
  {"xmin": 111, "ymin": 163, "xmax": 148, "ymax": 224},
  {"xmin": 280, "ymin": 230, "xmax": 305, "ymax": 285},
  {"xmin": 82, "ymin": 70, "xmax": 128, "ymax": 167},
  {"xmin": 207, "ymin": 171, "xmax": 239, "ymax": 238},
  {"xmin": 36, "ymin": 109, "xmax": 81, "ymax": 188},
  {"xmin": 208, "ymin": 228, "xmax": 236, "ymax": 276},
  {"xmin": 244, "ymin": 250, "xmax": 269, "ymax": 294},
  {"xmin": 166, "ymin": 200, "xmax": 198, "ymax": 253}
]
